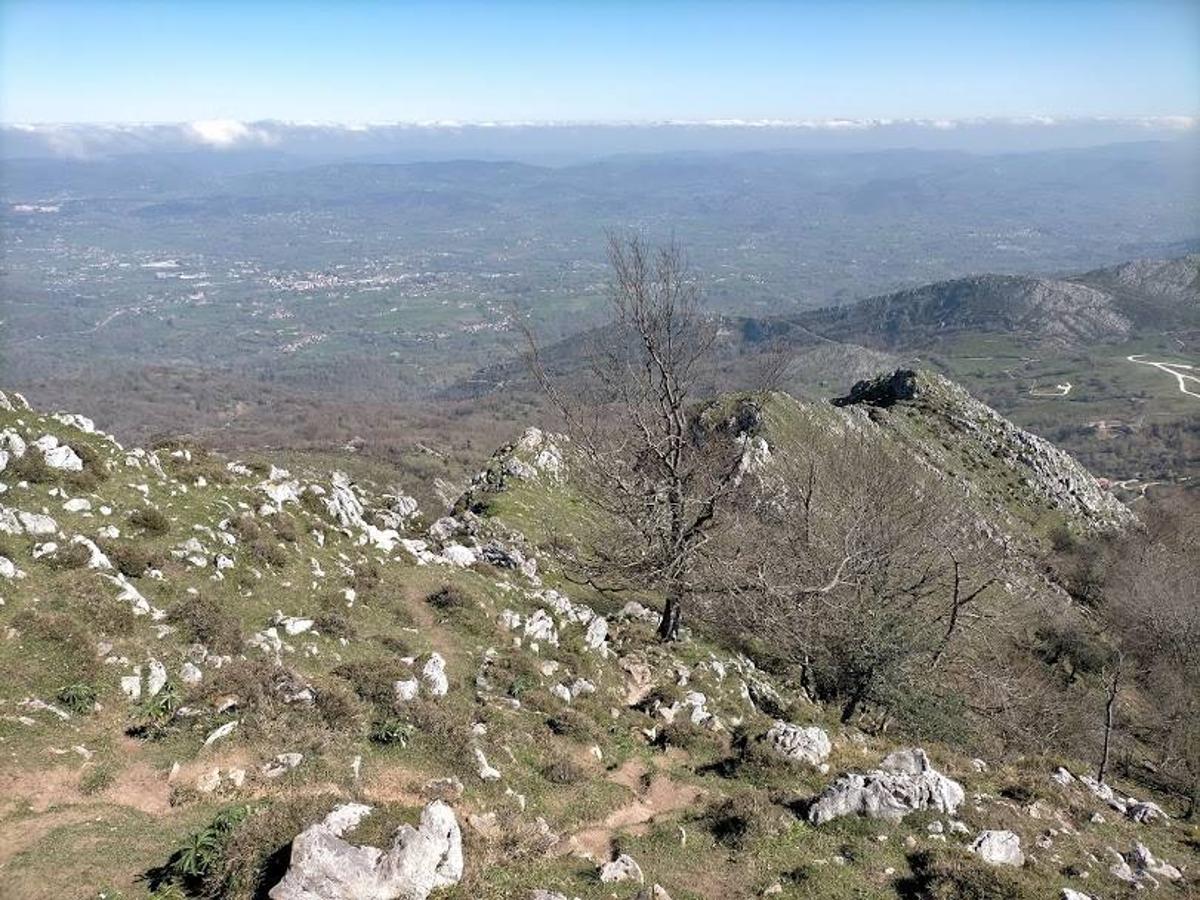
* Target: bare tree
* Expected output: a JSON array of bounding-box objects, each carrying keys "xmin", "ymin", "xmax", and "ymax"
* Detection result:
[
  {"xmin": 523, "ymin": 233, "xmax": 764, "ymax": 640},
  {"xmin": 1096, "ymin": 653, "xmax": 1123, "ymax": 784},
  {"xmin": 705, "ymin": 429, "xmax": 1001, "ymax": 729},
  {"xmin": 1101, "ymin": 488, "xmax": 1200, "ymax": 815}
]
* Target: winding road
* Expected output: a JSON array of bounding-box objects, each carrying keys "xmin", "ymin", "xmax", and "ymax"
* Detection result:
[{"xmin": 1127, "ymin": 355, "xmax": 1200, "ymax": 400}]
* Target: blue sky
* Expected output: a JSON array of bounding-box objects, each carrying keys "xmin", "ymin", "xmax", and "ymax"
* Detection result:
[{"xmin": 2, "ymin": 0, "xmax": 1197, "ymax": 123}]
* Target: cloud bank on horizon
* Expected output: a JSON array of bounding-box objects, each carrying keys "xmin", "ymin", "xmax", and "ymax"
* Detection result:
[{"xmin": 3, "ymin": 116, "xmax": 1198, "ymax": 161}]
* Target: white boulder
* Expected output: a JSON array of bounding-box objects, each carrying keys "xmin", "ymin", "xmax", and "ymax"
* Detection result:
[
  {"xmin": 765, "ymin": 721, "xmax": 831, "ymax": 766},
  {"xmin": 599, "ymin": 854, "xmax": 644, "ymax": 884},
  {"xmin": 970, "ymin": 830, "xmax": 1024, "ymax": 867},
  {"xmin": 269, "ymin": 801, "xmax": 462, "ymax": 900},
  {"xmin": 808, "ymin": 748, "xmax": 964, "ymax": 825}
]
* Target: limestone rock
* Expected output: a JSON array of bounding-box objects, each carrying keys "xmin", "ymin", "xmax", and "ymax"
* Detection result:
[
  {"xmin": 970, "ymin": 830, "xmax": 1024, "ymax": 867},
  {"xmin": 421, "ymin": 653, "xmax": 449, "ymax": 697},
  {"xmin": 808, "ymin": 749, "xmax": 964, "ymax": 824},
  {"xmin": 269, "ymin": 801, "xmax": 462, "ymax": 900},
  {"xmin": 764, "ymin": 721, "xmax": 831, "ymax": 766},
  {"xmin": 599, "ymin": 854, "xmax": 644, "ymax": 884}
]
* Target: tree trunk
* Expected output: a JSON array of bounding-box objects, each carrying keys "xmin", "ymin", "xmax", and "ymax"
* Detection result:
[
  {"xmin": 657, "ymin": 591, "xmax": 683, "ymax": 642},
  {"xmin": 1097, "ymin": 665, "xmax": 1120, "ymax": 783}
]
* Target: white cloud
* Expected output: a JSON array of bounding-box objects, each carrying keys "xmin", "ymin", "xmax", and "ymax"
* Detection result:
[{"xmin": 186, "ymin": 119, "xmax": 277, "ymax": 148}]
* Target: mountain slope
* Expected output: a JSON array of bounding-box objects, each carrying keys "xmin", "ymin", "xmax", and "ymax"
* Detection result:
[{"xmin": 0, "ymin": 383, "xmax": 1193, "ymax": 900}]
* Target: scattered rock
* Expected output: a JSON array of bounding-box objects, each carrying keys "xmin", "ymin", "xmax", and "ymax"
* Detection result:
[{"xmin": 263, "ymin": 752, "xmax": 304, "ymax": 778}]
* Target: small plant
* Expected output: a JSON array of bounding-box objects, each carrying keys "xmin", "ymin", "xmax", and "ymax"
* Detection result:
[
  {"xmin": 541, "ymin": 755, "xmax": 585, "ymax": 785},
  {"xmin": 369, "ymin": 717, "xmax": 413, "ymax": 746},
  {"xmin": 57, "ymin": 681, "xmax": 98, "ymax": 714},
  {"xmin": 131, "ymin": 682, "xmax": 182, "ymax": 738},
  {"xmin": 81, "ymin": 760, "xmax": 119, "ymax": 795},
  {"xmin": 170, "ymin": 804, "xmax": 257, "ymax": 886}
]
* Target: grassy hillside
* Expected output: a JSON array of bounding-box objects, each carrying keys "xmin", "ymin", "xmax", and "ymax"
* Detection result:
[{"xmin": 0, "ymin": 385, "xmax": 1194, "ymax": 899}]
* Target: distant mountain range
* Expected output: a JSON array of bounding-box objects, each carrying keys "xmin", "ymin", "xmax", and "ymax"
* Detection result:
[
  {"xmin": 788, "ymin": 253, "xmax": 1200, "ymax": 348},
  {"xmin": 457, "ymin": 254, "xmax": 1200, "ymax": 396}
]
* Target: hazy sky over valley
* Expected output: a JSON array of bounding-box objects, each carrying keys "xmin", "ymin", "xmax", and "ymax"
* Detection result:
[{"xmin": 2, "ymin": 0, "xmax": 1198, "ymax": 124}]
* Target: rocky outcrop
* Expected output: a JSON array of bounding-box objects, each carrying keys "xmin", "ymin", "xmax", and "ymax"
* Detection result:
[
  {"xmin": 808, "ymin": 748, "xmax": 964, "ymax": 824},
  {"xmin": 1108, "ymin": 842, "xmax": 1183, "ymax": 887},
  {"xmin": 269, "ymin": 801, "xmax": 462, "ymax": 900},
  {"xmin": 835, "ymin": 369, "xmax": 1131, "ymax": 529}
]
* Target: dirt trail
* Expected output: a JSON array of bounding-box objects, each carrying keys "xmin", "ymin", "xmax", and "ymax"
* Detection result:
[{"xmin": 568, "ymin": 757, "xmax": 704, "ymax": 861}]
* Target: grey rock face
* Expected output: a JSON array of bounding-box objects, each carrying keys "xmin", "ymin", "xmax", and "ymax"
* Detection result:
[
  {"xmin": 269, "ymin": 801, "xmax": 463, "ymax": 900},
  {"xmin": 808, "ymin": 749, "xmax": 964, "ymax": 824}
]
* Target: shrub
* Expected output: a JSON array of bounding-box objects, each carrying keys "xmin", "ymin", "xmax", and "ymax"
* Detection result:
[
  {"xmin": 44, "ymin": 540, "xmax": 92, "ymax": 571},
  {"xmin": 199, "ymin": 659, "xmax": 290, "ymax": 720},
  {"xmin": 546, "ymin": 708, "xmax": 601, "ymax": 743},
  {"xmin": 167, "ymin": 594, "xmax": 244, "ymax": 655},
  {"xmin": 313, "ymin": 609, "xmax": 355, "ymax": 639},
  {"xmin": 162, "ymin": 803, "xmax": 258, "ymax": 893},
  {"xmin": 700, "ymin": 791, "xmax": 787, "ymax": 849},
  {"xmin": 426, "ymin": 584, "xmax": 469, "ymax": 611},
  {"xmin": 249, "ymin": 537, "xmax": 289, "ymax": 569},
  {"xmin": 541, "ymin": 755, "xmax": 585, "ymax": 785},
  {"xmin": 209, "ymin": 797, "xmax": 339, "ymax": 899},
  {"xmin": 129, "ymin": 506, "xmax": 171, "ymax": 535},
  {"xmin": 315, "ymin": 683, "xmax": 366, "ymax": 733},
  {"xmin": 228, "ymin": 515, "xmax": 261, "ymax": 542},
  {"xmin": 7, "ymin": 451, "xmax": 52, "ymax": 484},
  {"xmin": 656, "ymin": 720, "xmax": 719, "ymax": 753},
  {"xmin": 12, "ymin": 610, "xmax": 99, "ymax": 686},
  {"xmin": 271, "ymin": 515, "xmax": 299, "ymax": 543},
  {"xmin": 332, "ymin": 658, "xmax": 413, "ymax": 707},
  {"xmin": 351, "ymin": 562, "xmax": 381, "ymax": 594},
  {"xmin": 636, "ymin": 682, "xmax": 683, "ymax": 714},
  {"xmin": 102, "ymin": 539, "xmax": 159, "ymax": 577},
  {"xmin": 899, "ymin": 847, "xmax": 1036, "ymax": 900}
]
